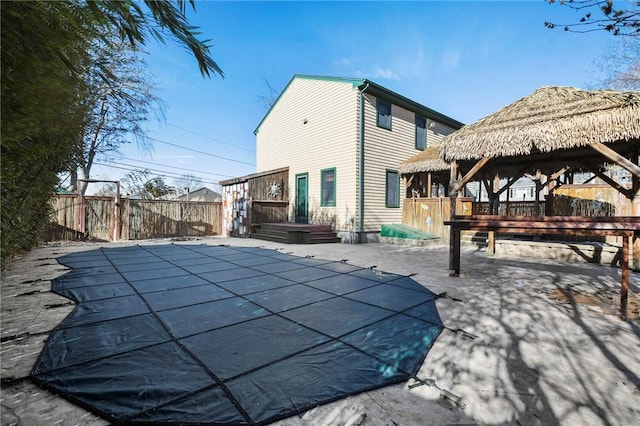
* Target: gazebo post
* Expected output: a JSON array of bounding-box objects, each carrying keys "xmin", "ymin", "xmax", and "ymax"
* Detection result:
[
  {"xmin": 630, "ymin": 144, "xmax": 640, "ymax": 272},
  {"xmin": 632, "ymin": 173, "xmax": 640, "ymax": 271},
  {"xmin": 621, "ymin": 235, "xmax": 629, "ymax": 319},
  {"xmin": 448, "ymin": 161, "xmax": 460, "ymax": 273},
  {"xmin": 533, "ymin": 169, "xmax": 542, "ymax": 216},
  {"xmin": 485, "ymin": 173, "xmax": 501, "ymax": 255}
]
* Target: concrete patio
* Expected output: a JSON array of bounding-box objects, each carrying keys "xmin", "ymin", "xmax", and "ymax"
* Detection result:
[{"xmin": 1, "ymin": 237, "xmax": 639, "ymax": 425}]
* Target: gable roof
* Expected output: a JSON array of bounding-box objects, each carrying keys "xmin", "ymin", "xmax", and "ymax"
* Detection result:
[
  {"xmin": 440, "ymin": 86, "xmax": 640, "ymax": 162},
  {"xmin": 254, "ymin": 74, "xmax": 464, "ymax": 134},
  {"xmin": 175, "ymin": 186, "xmax": 221, "ymax": 201}
]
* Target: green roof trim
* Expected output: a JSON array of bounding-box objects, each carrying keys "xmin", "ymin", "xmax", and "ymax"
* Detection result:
[
  {"xmin": 360, "ymin": 80, "xmax": 464, "ymax": 129},
  {"xmin": 293, "ymin": 74, "xmax": 365, "ymax": 88},
  {"xmin": 253, "ymin": 74, "xmax": 464, "ymax": 135}
]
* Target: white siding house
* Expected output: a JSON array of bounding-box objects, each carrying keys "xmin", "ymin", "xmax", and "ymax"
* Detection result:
[
  {"xmin": 255, "ymin": 74, "xmax": 463, "ymax": 242},
  {"xmin": 175, "ymin": 186, "xmax": 221, "ymax": 202}
]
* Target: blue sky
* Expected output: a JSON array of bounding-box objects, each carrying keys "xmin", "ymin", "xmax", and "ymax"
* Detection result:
[{"xmin": 90, "ymin": 0, "xmax": 616, "ymax": 193}]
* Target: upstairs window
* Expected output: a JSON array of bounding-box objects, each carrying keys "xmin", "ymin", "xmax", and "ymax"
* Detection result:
[
  {"xmin": 321, "ymin": 168, "xmax": 336, "ymax": 206},
  {"xmin": 385, "ymin": 170, "xmax": 400, "ymax": 208},
  {"xmin": 377, "ymin": 99, "xmax": 392, "ymax": 130},
  {"xmin": 415, "ymin": 115, "xmax": 426, "ymax": 150}
]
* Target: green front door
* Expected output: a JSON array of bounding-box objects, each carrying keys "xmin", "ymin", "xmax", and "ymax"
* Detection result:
[{"xmin": 295, "ymin": 173, "xmax": 308, "ymax": 223}]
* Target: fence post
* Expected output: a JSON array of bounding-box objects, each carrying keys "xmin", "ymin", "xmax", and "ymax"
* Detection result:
[
  {"xmin": 247, "ymin": 197, "xmax": 253, "ymax": 236},
  {"xmin": 76, "ymin": 185, "xmax": 85, "ymax": 238},
  {"xmin": 123, "ymin": 197, "xmax": 130, "ymax": 240},
  {"xmin": 113, "ymin": 182, "xmax": 121, "ymax": 241}
]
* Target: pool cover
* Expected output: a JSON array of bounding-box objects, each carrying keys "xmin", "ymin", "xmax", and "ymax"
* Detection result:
[{"xmin": 32, "ymin": 244, "xmax": 443, "ymax": 425}]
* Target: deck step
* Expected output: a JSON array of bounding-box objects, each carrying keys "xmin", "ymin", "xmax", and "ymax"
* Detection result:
[{"xmin": 251, "ymin": 223, "xmax": 341, "ymax": 244}]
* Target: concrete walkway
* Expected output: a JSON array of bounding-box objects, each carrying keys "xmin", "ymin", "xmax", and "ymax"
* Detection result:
[{"xmin": 1, "ymin": 237, "xmax": 639, "ymax": 425}]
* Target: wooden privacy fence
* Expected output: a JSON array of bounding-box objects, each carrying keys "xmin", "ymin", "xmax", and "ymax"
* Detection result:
[
  {"xmin": 553, "ymin": 184, "xmax": 632, "ymax": 216},
  {"xmin": 473, "ymin": 201, "xmax": 544, "ymax": 216},
  {"xmin": 402, "ymin": 197, "xmax": 473, "ymax": 244},
  {"xmin": 46, "ymin": 195, "xmax": 222, "ymax": 242},
  {"xmin": 249, "ymin": 200, "xmax": 289, "ymax": 231}
]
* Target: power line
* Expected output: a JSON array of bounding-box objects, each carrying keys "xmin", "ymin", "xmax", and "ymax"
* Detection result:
[
  {"xmin": 148, "ymin": 136, "xmax": 256, "ymax": 166},
  {"xmin": 120, "ymin": 157, "xmax": 235, "ymax": 178},
  {"xmin": 166, "ymin": 122, "xmax": 255, "ymax": 153},
  {"xmin": 100, "ymin": 161, "xmax": 214, "ymax": 181},
  {"xmin": 94, "ymin": 162, "xmax": 221, "ymax": 187}
]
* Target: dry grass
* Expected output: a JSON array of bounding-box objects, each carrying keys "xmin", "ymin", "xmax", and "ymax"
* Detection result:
[{"xmin": 550, "ymin": 287, "xmax": 640, "ymax": 320}]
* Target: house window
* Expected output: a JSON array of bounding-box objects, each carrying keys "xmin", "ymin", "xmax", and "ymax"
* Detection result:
[
  {"xmin": 377, "ymin": 99, "xmax": 392, "ymax": 130},
  {"xmin": 386, "ymin": 169, "xmax": 400, "ymax": 208},
  {"xmin": 415, "ymin": 115, "xmax": 426, "ymax": 150},
  {"xmin": 321, "ymin": 168, "xmax": 336, "ymax": 206}
]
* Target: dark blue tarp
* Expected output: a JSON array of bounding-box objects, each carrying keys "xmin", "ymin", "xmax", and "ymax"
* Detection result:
[{"xmin": 32, "ymin": 244, "xmax": 443, "ymax": 425}]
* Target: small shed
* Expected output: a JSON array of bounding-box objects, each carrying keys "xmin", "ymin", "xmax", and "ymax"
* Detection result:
[{"xmin": 220, "ymin": 167, "xmax": 289, "ymax": 237}]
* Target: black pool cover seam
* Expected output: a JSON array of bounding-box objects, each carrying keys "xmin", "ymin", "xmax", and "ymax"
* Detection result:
[{"xmin": 99, "ymin": 247, "xmax": 257, "ymax": 425}]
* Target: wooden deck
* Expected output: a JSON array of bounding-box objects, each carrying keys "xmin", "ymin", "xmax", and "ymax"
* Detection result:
[{"xmin": 251, "ymin": 223, "xmax": 341, "ymax": 244}]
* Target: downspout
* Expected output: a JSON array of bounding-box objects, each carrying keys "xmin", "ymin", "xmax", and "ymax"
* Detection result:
[{"xmin": 358, "ymin": 83, "xmax": 370, "ymax": 243}]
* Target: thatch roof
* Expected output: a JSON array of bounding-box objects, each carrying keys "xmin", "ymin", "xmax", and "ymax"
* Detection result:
[
  {"xmin": 399, "ymin": 146, "xmax": 450, "ymax": 174},
  {"xmin": 440, "ymin": 86, "xmax": 640, "ymax": 162}
]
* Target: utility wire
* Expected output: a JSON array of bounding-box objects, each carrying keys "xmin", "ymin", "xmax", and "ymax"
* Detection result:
[
  {"xmin": 97, "ymin": 161, "xmax": 216, "ymax": 181},
  {"xmin": 119, "ymin": 157, "xmax": 235, "ymax": 178},
  {"xmin": 94, "ymin": 162, "xmax": 222, "ymax": 186},
  {"xmin": 147, "ymin": 136, "xmax": 256, "ymax": 166},
  {"xmin": 166, "ymin": 122, "xmax": 255, "ymax": 153}
]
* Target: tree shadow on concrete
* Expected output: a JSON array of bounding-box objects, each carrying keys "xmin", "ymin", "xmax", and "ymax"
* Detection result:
[{"xmin": 417, "ymin": 248, "xmax": 640, "ymax": 425}]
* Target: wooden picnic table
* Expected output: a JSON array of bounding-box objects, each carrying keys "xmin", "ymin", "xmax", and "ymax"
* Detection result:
[{"xmin": 444, "ymin": 215, "xmax": 640, "ymax": 318}]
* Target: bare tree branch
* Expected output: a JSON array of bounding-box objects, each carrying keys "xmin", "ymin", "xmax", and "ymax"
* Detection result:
[{"xmin": 545, "ymin": 0, "xmax": 640, "ymax": 36}]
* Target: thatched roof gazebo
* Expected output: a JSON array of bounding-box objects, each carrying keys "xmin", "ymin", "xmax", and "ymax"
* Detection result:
[
  {"xmin": 440, "ymin": 86, "xmax": 640, "ymax": 187},
  {"xmin": 399, "ymin": 146, "xmax": 451, "ymax": 199},
  {"xmin": 442, "ymin": 86, "xmax": 640, "ymax": 160},
  {"xmin": 399, "ymin": 146, "xmax": 450, "ymax": 175},
  {"xmin": 439, "ymin": 86, "xmax": 640, "ymax": 317}
]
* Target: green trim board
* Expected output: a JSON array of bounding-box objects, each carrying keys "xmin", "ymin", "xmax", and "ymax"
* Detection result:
[
  {"xmin": 320, "ymin": 167, "xmax": 336, "ymax": 207},
  {"xmin": 295, "ymin": 172, "xmax": 309, "ymax": 223},
  {"xmin": 293, "ymin": 74, "xmax": 364, "ymax": 87},
  {"xmin": 415, "ymin": 115, "xmax": 426, "ymax": 150},
  {"xmin": 376, "ymin": 99, "xmax": 392, "ymax": 130},
  {"xmin": 385, "ymin": 169, "xmax": 400, "ymax": 208}
]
